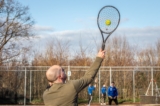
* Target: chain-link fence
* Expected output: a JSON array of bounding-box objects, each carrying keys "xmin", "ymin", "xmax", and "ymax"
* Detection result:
[{"xmin": 0, "ymin": 66, "xmax": 160, "ymax": 105}]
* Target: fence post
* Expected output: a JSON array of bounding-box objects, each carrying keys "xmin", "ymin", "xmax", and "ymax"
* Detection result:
[
  {"xmin": 151, "ymin": 67, "xmax": 153, "ymax": 96},
  {"xmin": 110, "ymin": 67, "xmax": 112, "ymax": 84},
  {"xmin": 24, "ymin": 67, "xmax": 26, "ymax": 105},
  {"xmin": 30, "ymin": 70, "xmax": 32, "ymax": 103},
  {"xmin": 67, "ymin": 59, "xmax": 71, "ymax": 81},
  {"xmin": 133, "ymin": 68, "xmax": 135, "ymax": 103}
]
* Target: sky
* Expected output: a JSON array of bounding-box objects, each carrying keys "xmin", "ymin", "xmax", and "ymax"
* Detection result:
[{"xmin": 17, "ymin": 0, "xmax": 160, "ymax": 52}]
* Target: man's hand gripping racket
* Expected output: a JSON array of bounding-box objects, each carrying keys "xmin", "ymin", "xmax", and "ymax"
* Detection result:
[{"xmin": 97, "ymin": 5, "xmax": 120, "ymax": 50}]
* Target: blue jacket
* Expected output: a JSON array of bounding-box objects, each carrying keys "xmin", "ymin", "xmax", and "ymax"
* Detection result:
[
  {"xmin": 107, "ymin": 86, "xmax": 118, "ymax": 97},
  {"xmin": 87, "ymin": 86, "xmax": 95, "ymax": 95},
  {"xmin": 101, "ymin": 87, "xmax": 106, "ymax": 94}
]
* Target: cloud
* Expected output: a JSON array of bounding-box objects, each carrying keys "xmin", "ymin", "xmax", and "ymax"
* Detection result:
[
  {"xmin": 114, "ymin": 26, "xmax": 160, "ymax": 48},
  {"xmin": 32, "ymin": 25, "xmax": 54, "ymax": 32},
  {"xmin": 48, "ymin": 29, "xmax": 101, "ymax": 45},
  {"xmin": 117, "ymin": 26, "xmax": 160, "ymax": 37},
  {"xmin": 89, "ymin": 16, "xmax": 96, "ymax": 21},
  {"xmin": 29, "ymin": 29, "xmax": 101, "ymax": 52},
  {"xmin": 121, "ymin": 18, "xmax": 129, "ymax": 23},
  {"xmin": 74, "ymin": 17, "xmax": 97, "ymax": 28},
  {"xmin": 30, "ymin": 25, "xmax": 160, "ymax": 51}
]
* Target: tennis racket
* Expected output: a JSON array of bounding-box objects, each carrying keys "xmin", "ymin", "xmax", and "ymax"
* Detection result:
[{"xmin": 97, "ymin": 5, "xmax": 120, "ymax": 50}]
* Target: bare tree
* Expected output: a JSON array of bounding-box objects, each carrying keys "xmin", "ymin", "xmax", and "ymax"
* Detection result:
[
  {"xmin": 32, "ymin": 39, "xmax": 70, "ymax": 66},
  {"xmin": 0, "ymin": 0, "xmax": 34, "ymax": 64},
  {"xmin": 104, "ymin": 36, "xmax": 134, "ymax": 66},
  {"xmin": 0, "ymin": 0, "xmax": 4, "ymax": 9},
  {"xmin": 137, "ymin": 46, "xmax": 156, "ymax": 66},
  {"xmin": 156, "ymin": 39, "xmax": 160, "ymax": 65},
  {"xmin": 71, "ymin": 38, "xmax": 93, "ymax": 66}
]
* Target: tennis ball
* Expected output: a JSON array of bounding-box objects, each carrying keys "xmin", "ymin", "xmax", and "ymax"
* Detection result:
[{"xmin": 105, "ymin": 20, "xmax": 111, "ymax": 26}]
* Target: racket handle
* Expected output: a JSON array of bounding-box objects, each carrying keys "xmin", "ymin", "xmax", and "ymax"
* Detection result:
[{"xmin": 101, "ymin": 43, "xmax": 105, "ymax": 50}]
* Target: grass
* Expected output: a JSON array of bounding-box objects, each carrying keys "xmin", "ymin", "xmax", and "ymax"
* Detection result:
[
  {"xmin": 78, "ymin": 97, "xmax": 140, "ymax": 105},
  {"xmin": 0, "ymin": 97, "xmax": 140, "ymax": 105},
  {"xmin": 30, "ymin": 99, "xmax": 44, "ymax": 104}
]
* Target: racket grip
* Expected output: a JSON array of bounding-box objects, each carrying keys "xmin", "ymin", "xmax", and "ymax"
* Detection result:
[{"xmin": 101, "ymin": 43, "xmax": 105, "ymax": 50}]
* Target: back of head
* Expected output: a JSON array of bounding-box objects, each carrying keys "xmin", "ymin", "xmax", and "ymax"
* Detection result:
[{"xmin": 46, "ymin": 65, "xmax": 61, "ymax": 82}]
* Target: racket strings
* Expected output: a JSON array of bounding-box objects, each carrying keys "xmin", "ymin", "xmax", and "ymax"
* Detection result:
[{"xmin": 98, "ymin": 7, "xmax": 120, "ymax": 33}]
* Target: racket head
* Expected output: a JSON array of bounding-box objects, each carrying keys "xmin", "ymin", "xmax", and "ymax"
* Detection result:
[{"xmin": 97, "ymin": 5, "xmax": 120, "ymax": 34}]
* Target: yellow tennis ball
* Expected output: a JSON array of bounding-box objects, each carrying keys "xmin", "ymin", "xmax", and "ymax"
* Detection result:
[{"xmin": 105, "ymin": 20, "xmax": 111, "ymax": 26}]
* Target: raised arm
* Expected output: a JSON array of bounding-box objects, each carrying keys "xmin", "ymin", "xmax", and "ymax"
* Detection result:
[{"xmin": 72, "ymin": 49, "xmax": 105, "ymax": 93}]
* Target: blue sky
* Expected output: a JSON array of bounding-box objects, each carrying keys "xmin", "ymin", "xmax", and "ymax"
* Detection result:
[{"xmin": 18, "ymin": 0, "xmax": 160, "ymax": 51}]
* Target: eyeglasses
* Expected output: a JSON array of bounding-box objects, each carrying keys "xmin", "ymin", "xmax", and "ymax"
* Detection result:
[{"xmin": 61, "ymin": 67, "xmax": 65, "ymax": 73}]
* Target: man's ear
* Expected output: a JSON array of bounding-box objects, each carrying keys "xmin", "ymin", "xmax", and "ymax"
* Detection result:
[{"xmin": 58, "ymin": 75, "xmax": 62, "ymax": 78}]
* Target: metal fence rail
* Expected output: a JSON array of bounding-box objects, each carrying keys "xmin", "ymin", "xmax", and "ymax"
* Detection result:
[{"xmin": 0, "ymin": 66, "xmax": 160, "ymax": 105}]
